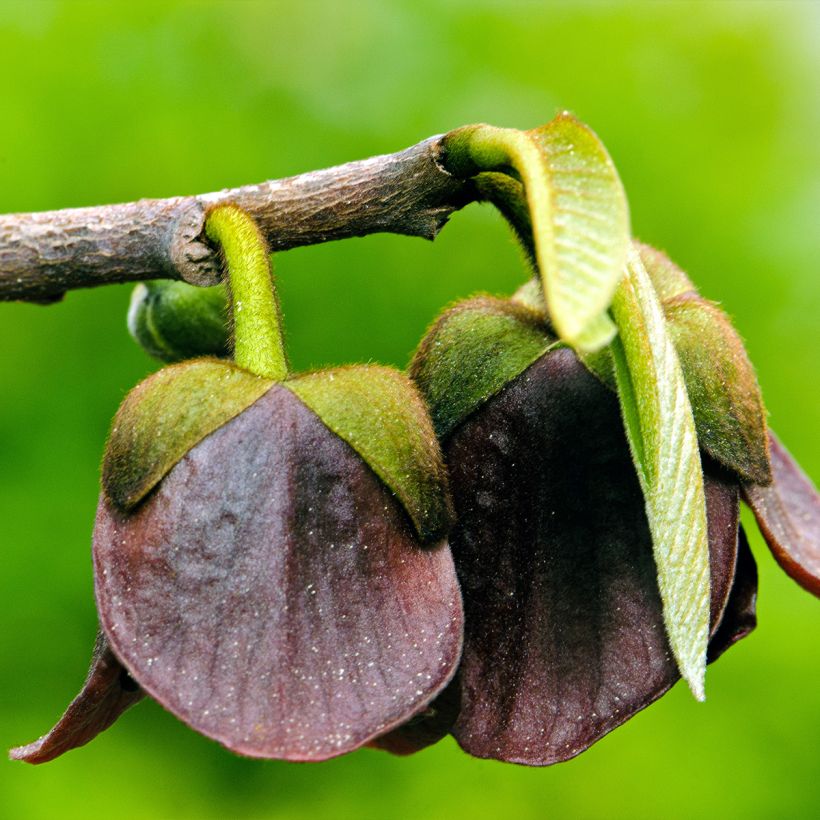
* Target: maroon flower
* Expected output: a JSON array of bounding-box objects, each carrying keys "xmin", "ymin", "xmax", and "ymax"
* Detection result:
[
  {"xmin": 374, "ymin": 246, "xmax": 818, "ymax": 764},
  {"xmin": 11, "ymin": 205, "xmax": 462, "ymax": 764}
]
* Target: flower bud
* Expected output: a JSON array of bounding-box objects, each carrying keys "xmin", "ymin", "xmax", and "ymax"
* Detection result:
[
  {"xmin": 127, "ymin": 280, "xmax": 230, "ymax": 363},
  {"xmin": 14, "ymin": 356, "xmax": 463, "ymax": 763}
]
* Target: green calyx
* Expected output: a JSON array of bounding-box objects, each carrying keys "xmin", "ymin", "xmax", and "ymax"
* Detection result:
[
  {"xmin": 109, "ymin": 205, "xmax": 451, "ymax": 543},
  {"xmin": 103, "ymin": 358, "xmax": 274, "ymax": 510},
  {"xmin": 443, "ymin": 113, "xmax": 630, "ymax": 353},
  {"xmin": 286, "ymin": 366, "xmax": 453, "ymax": 543},
  {"xmin": 410, "ymin": 295, "xmax": 557, "ymax": 440},
  {"xmin": 103, "ymin": 359, "xmax": 452, "ymax": 545},
  {"xmin": 640, "ymin": 243, "xmax": 770, "ymax": 485},
  {"xmin": 665, "ymin": 297, "xmax": 771, "ymax": 484}
]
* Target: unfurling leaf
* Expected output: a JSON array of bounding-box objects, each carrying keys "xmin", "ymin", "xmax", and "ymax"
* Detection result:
[
  {"xmin": 521, "ymin": 241, "xmax": 772, "ymax": 485},
  {"xmin": 743, "ymin": 433, "xmax": 820, "ymax": 596},
  {"xmin": 611, "ymin": 247, "xmax": 711, "ymax": 699},
  {"xmin": 443, "ymin": 113, "xmax": 630, "ymax": 351}
]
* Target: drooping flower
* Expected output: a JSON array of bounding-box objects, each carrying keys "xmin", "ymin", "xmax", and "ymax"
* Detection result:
[
  {"xmin": 11, "ymin": 204, "xmax": 462, "ymax": 764},
  {"xmin": 373, "ymin": 243, "xmax": 818, "ymax": 763}
]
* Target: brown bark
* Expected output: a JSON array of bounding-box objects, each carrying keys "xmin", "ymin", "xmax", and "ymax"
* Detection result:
[{"xmin": 0, "ymin": 136, "xmax": 472, "ymax": 303}]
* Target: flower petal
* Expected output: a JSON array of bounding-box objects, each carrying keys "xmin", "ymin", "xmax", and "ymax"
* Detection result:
[
  {"xmin": 367, "ymin": 679, "xmax": 460, "ymax": 755},
  {"xmin": 94, "ymin": 385, "xmax": 463, "ymax": 761},
  {"xmin": 708, "ymin": 527, "xmax": 758, "ymax": 662},
  {"xmin": 743, "ymin": 433, "xmax": 820, "ymax": 596},
  {"xmin": 10, "ymin": 631, "xmax": 143, "ymax": 764},
  {"xmin": 444, "ymin": 349, "xmax": 745, "ymax": 765}
]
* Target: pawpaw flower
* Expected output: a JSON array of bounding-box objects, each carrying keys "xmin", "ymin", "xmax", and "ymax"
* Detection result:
[
  {"xmin": 373, "ymin": 242, "xmax": 818, "ymax": 765},
  {"xmin": 11, "ymin": 205, "xmax": 462, "ymax": 764}
]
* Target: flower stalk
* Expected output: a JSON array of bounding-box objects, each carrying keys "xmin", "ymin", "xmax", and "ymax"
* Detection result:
[{"xmin": 205, "ymin": 204, "xmax": 288, "ymax": 381}]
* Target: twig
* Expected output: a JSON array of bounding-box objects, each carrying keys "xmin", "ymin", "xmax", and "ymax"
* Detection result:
[{"xmin": 0, "ymin": 136, "xmax": 472, "ymax": 303}]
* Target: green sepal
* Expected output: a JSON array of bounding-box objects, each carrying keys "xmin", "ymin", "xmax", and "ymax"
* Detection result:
[
  {"xmin": 640, "ymin": 244, "xmax": 771, "ymax": 484},
  {"xmin": 511, "ymin": 276, "xmax": 545, "ymax": 314},
  {"xmin": 127, "ymin": 280, "xmax": 230, "ymax": 363},
  {"xmin": 284, "ymin": 366, "xmax": 453, "ymax": 544},
  {"xmin": 410, "ymin": 295, "xmax": 557, "ymax": 441},
  {"xmin": 103, "ymin": 358, "xmax": 273, "ymax": 510},
  {"xmin": 636, "ymin": 242, "xmax": 696, "ymax": 302},
  {"xmin": 511, "ymin": 277, "xmax": 618, "ymax": 392},
  {"xmin": 665, "ymin": 298, "xmax": 771, "ymax": 484}
]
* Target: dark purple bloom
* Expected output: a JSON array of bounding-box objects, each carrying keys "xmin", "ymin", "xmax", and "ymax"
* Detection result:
[
  {"xmin": 12, "ymin": 365, "xmax": 463, "ymax": 764},
  {"xmin": 374, "ymin": 285, "xmax": 817, "ymax": 764}
]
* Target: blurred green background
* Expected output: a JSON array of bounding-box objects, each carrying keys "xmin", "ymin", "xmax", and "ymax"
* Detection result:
[{"xmin": 1, "ymin": 2, "xmax": 818, "ymax": 818}]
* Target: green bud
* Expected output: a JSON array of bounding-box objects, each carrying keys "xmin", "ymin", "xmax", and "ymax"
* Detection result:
[{"xmin": 127, "ymin": 280, "xmax": 230, "ymax": 363}]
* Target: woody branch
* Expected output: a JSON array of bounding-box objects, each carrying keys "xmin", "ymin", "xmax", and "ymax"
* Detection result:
[{"xmin": 0, "ymin": 136, "xmax": 472, "ymax": 304}]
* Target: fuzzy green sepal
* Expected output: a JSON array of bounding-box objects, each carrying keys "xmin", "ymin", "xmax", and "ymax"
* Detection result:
[
  {"xmin": 640, "ymin": 244, "xmax": 771, "ymax": 484},
  {"xmin": 103, "ymin": 358, "xmax": 274, "ymax": 510},
  {"xmin": 410, "ymin": 295, "xmax": 557, "ymax": 441},
  {"xmin": 666, "ymin": 297, "xmax": 771, "ymax": 484},
  {"xmin": 285, "ymin": 366, "xmax": 453, "ymax": 543},
  {"xmin": 635, "ymin": 241, "xmax": 696, "ymax": 302}
]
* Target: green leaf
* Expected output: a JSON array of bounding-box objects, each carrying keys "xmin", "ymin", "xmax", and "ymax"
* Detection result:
[
  {"xmin": 285, "ymin": 365, "xmax": 453, "ymax": 543},
  {"xmin": 560, "ymin": 242, "xmax": 771, "ymax": 483},
  {"xmin": 127, "ymin": 280, "xmax": 229, "ymax": 363},
  {"xmin": 103, "ymin": 359, "xmax": 273, "ymax": 510},
  {"xmin": 410, "ymin": 295, "xmax": 556, "ymax": 439},
  {"xmin": 610, "ymin": 247, "xmax": 711, "ymax": 700},
  {"xmin": 444, "ymin": 113, "xmax": 630, "ymax": 351}
]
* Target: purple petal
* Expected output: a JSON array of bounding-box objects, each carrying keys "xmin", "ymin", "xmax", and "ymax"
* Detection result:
[
  {"xmin": 743, "ymin": 433, "xmax": 820, "ymax": 597},
  {"xmin": 10, "ymin": 631, "xmax": 144, "ymax": 764},
  {"xmin": 94, "ymin": 385, "xmax": 463, "ymax": 761},
  {"xmin": 444, "ymin": 349, "xmax": 746, "ymax": 766},
  {"xmin": 709, "ymin": 527, "xmax": 757, "ymax": 663},
  {"xmin": 367, "ymin": 679, "xmax": 460, "ymax": 755}
]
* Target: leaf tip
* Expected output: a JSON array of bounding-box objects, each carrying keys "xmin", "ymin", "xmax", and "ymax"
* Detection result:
[{"xmin": 688, "ymin": 674, "xmax": 706, "ymax": 703}]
